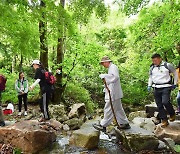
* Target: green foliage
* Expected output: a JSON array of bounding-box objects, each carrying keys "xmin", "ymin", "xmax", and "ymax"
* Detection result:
[
  {"xmin": 68, "ymin": 0, "xmax": 108, "ymax": 24},
  {"xmin": 0, "ymin": 0, "xmax": 179, "ymax": 109},
  {"xmin": 174, "ymin": 145, "xmax": 180, "ymax": 153},
  {"xmin": 64, "ymin": 82, "xmax": 97, "ymax": 113},
  {"xmin": 114, "ymin": 0, "xmax": 150, "ymax": 15},
  {"xmin": 129, "ymin": 1, "xmax": 180, "ymax": 62}
]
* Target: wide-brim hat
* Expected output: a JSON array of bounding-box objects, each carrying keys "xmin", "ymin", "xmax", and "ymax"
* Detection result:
[
  {"xmin": 100, "ymin": 56, "xmax": 112, "ymax": 64},
  {"xmin": 31, "ymin": 60, "xmax": 41, "ymax": 67}
]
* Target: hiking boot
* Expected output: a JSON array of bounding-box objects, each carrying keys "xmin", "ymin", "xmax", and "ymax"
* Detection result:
[
  {"xmin": 169, "ymin": 114, "xmax": 176, "ymax": 122},
  {"xmin": 93, "ymin": 123, "xmax": 106, "ymax": 132},
  {"xmin": 161, "ymin": 120, "xmax": 169, "ymax": 128},
  {"xmin": 0, "ymin": 121, "xmax": 5, "ymax": 127},
  {"xmin": 118, "ymin": 123, "xmax": 131, "ymax": 130}
]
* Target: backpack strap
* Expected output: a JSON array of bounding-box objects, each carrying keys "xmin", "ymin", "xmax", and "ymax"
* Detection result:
[{"xmin": 149, "ymin": 65, "xmax": 155, "ymax": 75}]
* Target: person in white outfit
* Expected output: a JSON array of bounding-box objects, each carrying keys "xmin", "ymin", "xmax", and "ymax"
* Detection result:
[{"xmin": 93, "ymin": 56, "xmax": 130, "ymax": 132}]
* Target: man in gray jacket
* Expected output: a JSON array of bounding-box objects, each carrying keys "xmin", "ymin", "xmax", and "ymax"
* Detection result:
[
  {"xmin": 93, "ymin": 56, "xmax": 130, "ymax": 131},
  {"xmin": 148, "ymin": 53, "xmax": 178, "ymax": 127}
]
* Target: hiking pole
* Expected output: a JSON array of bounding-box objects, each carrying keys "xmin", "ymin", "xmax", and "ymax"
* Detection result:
[{"xmin": 102, "ymin": 78, "xmax": 121, "ymax": 129}]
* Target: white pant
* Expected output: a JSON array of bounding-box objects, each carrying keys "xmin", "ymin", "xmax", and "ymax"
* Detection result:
[{"xmin": 100, "ymin": 99, "xmax": 129, "ymax": 127}]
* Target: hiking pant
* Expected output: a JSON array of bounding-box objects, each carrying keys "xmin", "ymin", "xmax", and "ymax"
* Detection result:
[
  {"xmin": 0, "ymin": 91, "xmax": 4, "ymax": 122},
  {"xmin": 100, "ymin": 99, "xmax": 129, "ymax": 127},
  {"xmin": 39, "ymin": 91, "xmax": 50, "ymax": 120},
  {"xmin": 177, "ymin": 91, "xmax": 180, "ymax": 111},
  {"xmin": 18, "ymin": 93, "xmax": 28, "ymax": 112},
  {"xmin": 154, "ymin": 87, "xmax": 175, "ymax": 120}
]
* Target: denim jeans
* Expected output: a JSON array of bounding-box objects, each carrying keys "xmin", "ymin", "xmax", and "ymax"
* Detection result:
[{"xmin": 154, "ymin": 87, "xmax": 175, "ymax": 120}]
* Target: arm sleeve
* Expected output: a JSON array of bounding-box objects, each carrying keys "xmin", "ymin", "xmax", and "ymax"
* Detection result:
[
  {"xmin": 30, "ymin": 79, "xmax": 41, "ymax": 88},
  {"xmin": 167, "ymin": 63, "xmax": 178, "ymax": 85},
  {"xmin": 24, "ymin": 80, "xmax": 29, "ymax": 93},
  {"xmin": 148, "ymin": 75, "xmax": 153, "ymax": 87},
  {"xmin": 104, "ymin": 66, "xmax": 119, "ymax": 84},
  {"xmin": 148, "ymin": 68, "xmax": 153, "ymax": 86},
  {"xmin": 15, "ymin": 80, "xmax": 21, "ymax": 93}
]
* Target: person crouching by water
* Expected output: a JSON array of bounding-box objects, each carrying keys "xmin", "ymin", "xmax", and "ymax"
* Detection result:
[
  {"xmin": 15, "ymin": 72, "xmax": 28, "ymax": 116},
  {"xmin": 93, "ymin": 56, "xmax": 130, "ymax": 132}
]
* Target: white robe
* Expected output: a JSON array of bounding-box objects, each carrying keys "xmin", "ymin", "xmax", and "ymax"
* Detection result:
[
  {"xmin": 100, "ymin": 63, "xmax": 129, "ymax": 126},
  {"xmin": 103, "ymin": 63, "xmax": 123, "ymax": 101}
]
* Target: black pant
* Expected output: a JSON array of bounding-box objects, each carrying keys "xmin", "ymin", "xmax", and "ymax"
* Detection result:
[
  {"xmin": 39, "ymin": 91, "xmax": 50, "ymax": 120},
  {"xmin": 154, "ymin": 87, "xmax": 175, "ymax": 120},
  {"xmin": 18, "ymin": 93, "xmax": 28, "ymax": 112}
]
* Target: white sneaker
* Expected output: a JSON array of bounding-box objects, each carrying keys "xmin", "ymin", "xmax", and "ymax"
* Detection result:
[
  {"xmin": 24, "ymin": 111, "xmax": 27, "ymax": 116},
  {"xmin": 18, "ymin": 112, "xmax": 22, "ymax": 116}
]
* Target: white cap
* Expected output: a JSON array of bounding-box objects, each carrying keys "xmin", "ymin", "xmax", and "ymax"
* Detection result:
[{"xmin": 31, "ymin": 60, "xmax": 41, "ymax": 66}]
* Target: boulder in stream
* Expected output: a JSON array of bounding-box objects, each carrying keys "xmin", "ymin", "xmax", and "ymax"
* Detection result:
[
  {"xmin": 154, "ymin": 121, "xmax": 180, "ymax": 144},
  {"xmin": 0, "ymin": 120, "xmax": 57, "ymax": 153},
  {"xmin": 63, "ymin": 117, "xmax": 83, "ymax": 130},
  {"xmin": 68, "ymin": 103, "xmax": 86, "ymax": 119},
  {"xmin": 69, "ymin": 119, "xmax": 100, "ymax": 150},
  {"xmin": 128, "ymin": 111, "xmax": 147, "ymax": 121},
  {"xmin": 115, "ymin": 124, "xmax": 159, "ymax": 152},
  {"xmin": 49, "ymin": 104, "xmax": 69, "ymax": 123}
]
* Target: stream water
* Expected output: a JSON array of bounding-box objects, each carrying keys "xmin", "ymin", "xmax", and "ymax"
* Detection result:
[{"xmin": 40, "ymin": 132, "xmax": 128, "ymax": 154}]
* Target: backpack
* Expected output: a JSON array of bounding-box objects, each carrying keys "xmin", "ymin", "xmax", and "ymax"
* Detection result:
[
  {"xmin": 150, "ymin": 62, "xmax": 174, "ymax": 84},
  {"xmin": 44, "ymin": 71, "xmax": 56, "ymax": 85},
  {"xmin": 0, "ymin": 75, "xmax": 7, "ymax": 91}
]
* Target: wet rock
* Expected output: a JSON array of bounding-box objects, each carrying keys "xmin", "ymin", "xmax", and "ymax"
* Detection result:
[
  {"xmin": 0, "ymin": 120, "xmax": 56, "ymax": 153},
  {"xmin": 68, "ymin": 103, "xmax": 86, "ymax": 119},
  {"xmin": 48, "ymin": 119, "xmax": 63, "ymax": 130},
  {"xmin": 145, "ymin": 102, "xmax": 158, "ymax": 118},
  {"xmin": 128, "ymin": 111, "xmax": 147, "ymax": 121},
  {"xmin": 70, "ymin": 119, "xmax": 100, "ymax": 150},
  {"xmin": 0, "ymin": 144, "xmax": 13, "ymax": 154},
  {"xmin": 115, "ymin": 124, "xmax": 159, "ymax": 152},
  {"xmin": 64, "ymin": 118, "xmax": 83, "ymax": 130},
  {"xmin": 63, "ymin": 124, "xmax": 70, "ymax": 131},
  {"xmin": 49, "ymin": 104, "xmax": 69, "ymax": 123},
  {"xmin": 154, "ymin": 121, "xmax": 180, "ymax": 144},
  {"xmin": 132, "ymin": 117, "xmax": 156, "ymax": 132}
]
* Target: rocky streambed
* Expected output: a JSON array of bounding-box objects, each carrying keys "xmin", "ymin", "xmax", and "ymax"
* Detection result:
[{"xmin": 0, "ymin": 102, "xmax": 180, "ymax": 153}]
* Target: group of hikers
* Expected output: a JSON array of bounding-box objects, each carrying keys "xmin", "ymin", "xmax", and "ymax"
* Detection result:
[
  {"xmin": 0, "ymin": 60, "xmax": 54, "ymax": 126},
  {"xmin": 0, "ymin": 54, "xmax": 180, "ymax": 131}
]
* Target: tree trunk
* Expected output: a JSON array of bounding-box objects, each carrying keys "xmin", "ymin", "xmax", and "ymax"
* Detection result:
[
  {"xmin": 39, "ymin": 1, "xmax": 48, "ymax": 70},
  {"xmin": 19, "ymin": 52, "xmax": 23, "ymax": 72},
  {"xmin": 53, "ymin": 0, "xmax": 65, "ymax": 104},
  {"xmin": 12, "ymin": 55, "xmax": 16, "ymax": 73}
]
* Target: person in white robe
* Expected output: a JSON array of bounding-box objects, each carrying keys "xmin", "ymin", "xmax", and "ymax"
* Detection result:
[{"xmin": 93, "ymin": 56, "xmax": 130, "ymax": 132}]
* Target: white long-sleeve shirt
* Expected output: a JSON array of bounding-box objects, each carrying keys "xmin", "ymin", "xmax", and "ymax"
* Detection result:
[
  {"xmin": 102, "ymin": 63, "xmax": 123, "ymax": 101},
  {"xmin": 148, "ymin": 61, "xmax": 178, "ymax": 88}
]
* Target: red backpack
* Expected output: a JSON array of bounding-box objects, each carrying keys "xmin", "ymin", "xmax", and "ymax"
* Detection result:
[
  {"xmin": 0, "ymin": 75, "xmax": 7, "ymax": 91},
  {"xmin": 44, "ymin": 71, "xmax": 56, "ymax": 85}
]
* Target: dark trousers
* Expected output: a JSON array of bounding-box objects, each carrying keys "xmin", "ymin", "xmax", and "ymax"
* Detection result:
[
  {"xmin": 154, "ymin": 87, "xmax": 175, "ymax": 120},
  {"xmin": 39, "ymin": 92, "xmax": 50, "ymax": 120},
  {"xmin": 18, "ymin": 93, "xmax": 28, "ymax": 112}
]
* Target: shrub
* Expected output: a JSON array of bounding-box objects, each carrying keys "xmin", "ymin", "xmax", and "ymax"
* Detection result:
[{"xmin": 63, "ymin": 81, "xmax": 97, "ymax": 113}]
